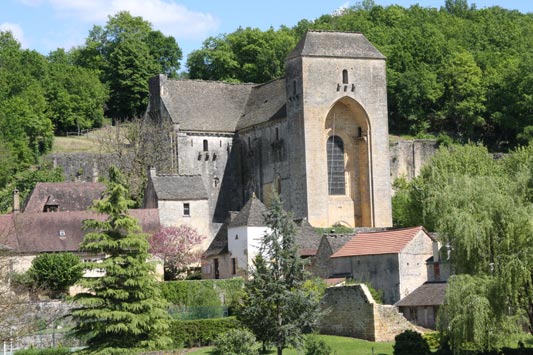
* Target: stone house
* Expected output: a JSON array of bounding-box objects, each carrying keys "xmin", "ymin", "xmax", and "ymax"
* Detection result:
[
  {"xmin": 330, "ymin": 226, "xmax": 435, "ymax": 304},
  {"xmin": 146, "ymin": 31, "xmax": 394, "ymax": 248},
  {"xmin": 0, "ymin": 183, "xmax": 161, "ymax": 291},
  {"xmin": 202, "ymin": 195, "xmax": 321, "ymax": 279},
  {"xmin": 143, "ymin": 167, "xmax": 212, "ymax": 249}
]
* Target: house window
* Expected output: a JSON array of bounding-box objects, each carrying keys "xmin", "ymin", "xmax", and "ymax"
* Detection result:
[
  {"xmin": 232, "ymin": 258, "xmax": 237, "ymax": 275},
  {"xmin": 327, "ymin": 135, "xmax": 346, "ymax": 195},
  {"xmin": 203, "ymin": 139, "xmax": 208, "ymax": 152},
  {"xmin": 214, "ymin": 258, "xmax": 220, "ymax": 279},
  {"xmin": 342, "ymin": 69, "xmax": 349, "ymax": 84},
  {"xmin": 183, "ymin": 203, "xmax": 190, "ymax": 216}
]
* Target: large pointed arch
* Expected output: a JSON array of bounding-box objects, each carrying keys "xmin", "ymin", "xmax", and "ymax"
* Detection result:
[{"xmin": 323, "ymin": 96, "xmax": 372, "ymax": 227}]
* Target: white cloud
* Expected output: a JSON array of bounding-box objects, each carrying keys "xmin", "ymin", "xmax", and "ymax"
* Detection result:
[
  {"xmin": 333, "ymin": 1, "xmax": 350, "ymax": 16},
  {"xmin": 47, "ymin": 0, "xmax": 219, "ymax": 40},
  {"xmin": 0, "ymin": 23, "xmax": 27, "ymax": 48}
]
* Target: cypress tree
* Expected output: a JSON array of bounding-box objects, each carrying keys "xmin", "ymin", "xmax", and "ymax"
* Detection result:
[{"xmin": 70, "ymin": 166, "xmax": 170, "ymax": 354}]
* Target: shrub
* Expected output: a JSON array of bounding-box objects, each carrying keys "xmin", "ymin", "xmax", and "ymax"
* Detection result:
[
  {"xmin": 27, "ymin": 252, "xmax": 83, "ymax": 293},
  {"xmin": 169, "ymin": 317, "xmax": 242, "ymax": 347},
  {"xmin": 305, "ymin": 335, "xmax": 332, "ymax": 355},
  {"xmin": 213, "ymin": 328, "xmax": 258, "ymax": 355},
  {"xmin": 14, "ymin": 347, "xmax": 71, "ymax": 355},
  {"xmin": 393, "ymin": 330, "xmax": 430, "ymax": 355}
]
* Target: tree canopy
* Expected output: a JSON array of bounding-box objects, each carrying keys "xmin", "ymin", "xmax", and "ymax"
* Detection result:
[
  {"xmin": 393, "ymin": 143, "xmax": 533, "ymax": 351},
  {"xmin": 70, "ymin": 166, "xmax": 170, "ymax": 354},
  {"xmin": 237, "ymin": 194, "xmax": 322, "ymax": 355}
]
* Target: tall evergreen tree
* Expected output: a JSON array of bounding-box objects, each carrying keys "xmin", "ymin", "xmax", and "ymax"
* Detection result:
[
  {"xmin": 237, "ymin": 194, "xmax": 321, "ymax": 355},
  {"xmin": 70, "ymin": 166, "xmax": 170, "ymax": 355}
]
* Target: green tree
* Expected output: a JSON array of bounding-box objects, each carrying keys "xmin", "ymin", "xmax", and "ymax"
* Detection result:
[
  {"xmin": 393, "ymin": 330, "xmax": 430, "ymax": 355},
  {"xmin": 237, "ymin": 194, "xmax": 321, "ymax": 355},
  {"xmin": 27, "ymin": 252, "xmax": 83, "ymax": 294},
  {"xmin": 70, "ymin": 166, "xmax": 170, "ymax": 354},
  {"xmin": 74, "ymin": 11, "xmax": 181, "ymax": 120}
]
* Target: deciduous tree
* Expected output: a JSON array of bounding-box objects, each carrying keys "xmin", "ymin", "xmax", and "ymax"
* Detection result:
[{"xmin": 149, "ymin": 225, "xmax": 205, "ymax": 280}]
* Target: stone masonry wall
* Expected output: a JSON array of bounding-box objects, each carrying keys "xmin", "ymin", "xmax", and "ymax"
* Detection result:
[
  {"xmin": 319, "ymin": 284, "xmax": 416, "ymax": 342},
  {"xmin": 389, "ymin": 140, "xmax": 438, "ymax": 183}
]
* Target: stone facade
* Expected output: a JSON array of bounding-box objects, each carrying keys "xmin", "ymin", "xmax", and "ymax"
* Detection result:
[
  {"xmin": 146, "ymin": 31, "xmax": 394, "ymax": 242},
  {"xmin": 389, "ymin": 139, "xmax": 438, "ymax": 183},
  {"xmin": 319, "ymin": 284, "xmax": 416, "ymax": 341}
]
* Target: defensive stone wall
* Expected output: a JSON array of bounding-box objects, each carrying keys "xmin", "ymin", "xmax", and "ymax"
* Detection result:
[{"xmin": 389, "ymin": 139, "xmax": 438, "ymax": 183}]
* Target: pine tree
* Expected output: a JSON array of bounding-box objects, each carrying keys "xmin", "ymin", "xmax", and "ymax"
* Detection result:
[
  {"xmin": 70, "ymin": 166, "xmax": 170, "ymax": 355},
  {"xmin": 237, "ymin": 194, "xmax": 322, "ymax": 355}
]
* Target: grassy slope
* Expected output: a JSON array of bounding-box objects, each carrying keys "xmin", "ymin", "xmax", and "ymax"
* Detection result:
[{"xmin": 186, "ymin": 335, "xmax": 393, "ymax": 355}]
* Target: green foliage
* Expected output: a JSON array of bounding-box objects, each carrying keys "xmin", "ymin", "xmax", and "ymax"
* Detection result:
[
  {"xmin": 27, "ymin": 252, "xmax": 83, "ymax": 293},
  {"xmin": 237, "ymin": 194, "xmax": 322, "ymax": 355},
  {"xmin": 393, "ymin": 330, "xmax": 430, "ymax": 355},
  {"xmin": 422, "ymin": 332, "xmax": 442, "ymax": 352},
  {"xmin": 213, "ymin": 328, "xmax": 258, "ymax": 355},
  {"xmin": 0, "ymin": 162, "xmax": 63, "ymax": 212},
  {"xmin": 168, "ymin": 317, "xmax": 242, "ymax": 348},
  {"xmin": 14, "ymin": 347, "xmax": 71, "ymax": 355},
  {"xmin": 73, "ymin": 11, "xmax": 181, "ymax": 120},
  {"xmin": 69, "ymin": 166, "xmax": 171, "ymax": 354},
  {"xmin": 304, "ymin": 335, "xmax": 332, "ymax": 355},
  {"xmin": 160, "ymin": 278, "xmax": 244, "ymax": 307},
  {"xmin": 394, "ymin": 143, "xmax": 533, "ymax": 351}
]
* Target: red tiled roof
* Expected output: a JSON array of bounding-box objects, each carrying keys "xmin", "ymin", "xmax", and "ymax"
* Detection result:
[
  {"xmin": 331, "ymin": 226, "xmax": 427, "ymax": 258},
  {"xmin": 0, "ymin": 209, "xmax": 160, "ymax": 253}
]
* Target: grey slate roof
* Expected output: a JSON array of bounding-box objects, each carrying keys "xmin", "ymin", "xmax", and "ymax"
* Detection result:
[
  {"xmin": 0, "ymin": 209, "xmax": 160, "ymax": 254},
  {"xmin": 203, "ymin": 222, "xmax": 229, "ymax": 257},
  {"xmin": 324, "ymin": 234, "xmax": 355, "ymax": 254},
  {"xmin": 161, "ymin": 80, "xmax": 253, "ymax": 132},
  {"xmin": 151, "ymin": 174, "xmax": 207, "ymax": 201},
  {"xmin": 237, "ymin": 79, "xmax": 287, "ymax": 130},
  {"xmin": 395, "ymin": 282, "xmax": 447, "ymax": 307},
  {"xmin": 294, "ymin": 218, "xmax": 322, "ymax": 256},
  {"xmin": 24, "ymin": 182, "xmax": 105, "ymax": 213},
  {"xmin": 228, "ymin": 194, "xmax": 268, "ymax": 228},
  {"xmin": 286, "ymin": 31, "xmax": 385, "ymax": 60}
]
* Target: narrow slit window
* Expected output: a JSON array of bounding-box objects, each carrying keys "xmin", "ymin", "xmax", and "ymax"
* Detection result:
[
  {"xmin": 327, "ymin": 136, "xmax": 346, "ymax": 195},
  {"xmin": 203, "ymin": 139, "xmax": 208, "ymax": 152},
  {"xmin": 342, "ymin": 69, "xmax": 348, "ymax": 84}
]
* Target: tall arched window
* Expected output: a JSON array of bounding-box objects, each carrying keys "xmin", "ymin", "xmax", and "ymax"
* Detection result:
[
  {"xmin": 342, "ymin": 69, "xmax": 348, "ymax": 84},
  {"xmin": 327, "ymin": 135, "xmax": 345, "ymax": 195}
]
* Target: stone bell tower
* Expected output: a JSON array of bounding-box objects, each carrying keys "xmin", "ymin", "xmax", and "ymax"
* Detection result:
[{"xmin": 284, "ymin": 31, "xmax": 392, "ymax": 228}]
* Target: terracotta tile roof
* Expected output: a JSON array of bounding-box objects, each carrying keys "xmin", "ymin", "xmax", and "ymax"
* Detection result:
[
  {"xmin": 395, "ymin": 282, "xmax": 447, "ymax": 307},
  {"xmin": 331, "ymin": 226, "xmax": 427, "ymax": 258},
  {"xmin": 24, "ymin": 182, "xmax": 105, "ymax": 213},
  {"xmin": 0, "ymin": 209, "xmax": 160, "ymax": 254}
]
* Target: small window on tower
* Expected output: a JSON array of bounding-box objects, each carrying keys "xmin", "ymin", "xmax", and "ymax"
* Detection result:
[
  {"xmin": 342, "ymin": 69, "xmax": 349, "ymax": 84},
  {"xmin": 183, "ymin": 203, "xmax": 190, "ymax": 216},
  {"xmin": 203, "ymin": 139, "xmax": 208, "ymax": 152}
]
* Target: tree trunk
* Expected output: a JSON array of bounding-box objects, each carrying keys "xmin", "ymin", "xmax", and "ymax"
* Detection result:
[{"xmin": 277, "ymin": 347, "xmax": 282, "ymax": 355}]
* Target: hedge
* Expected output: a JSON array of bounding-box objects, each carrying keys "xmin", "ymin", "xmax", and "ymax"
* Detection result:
[
  {"xmin": 160, "ymin": 278, "xmax": 244, "ymax": 308},
  {"xmin": 14, "ymin": 348, "xmax": 71, "ymax": 355},
  {"xmin": 169, "ymin": 317, "xmax": 242, "ymax": 348}
]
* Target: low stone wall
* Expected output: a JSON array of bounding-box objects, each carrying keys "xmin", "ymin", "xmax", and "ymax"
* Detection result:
[{"xmin": 319, "ymin": 284, "xmax": 416, "ymax": 342}]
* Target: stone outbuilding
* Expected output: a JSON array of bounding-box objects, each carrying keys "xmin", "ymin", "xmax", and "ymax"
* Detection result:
[
  {"xmin": 331, "ymin": 226, "xmax": 435, "ymax": 304},
  {"xmin": 395, "ymin": 281, "xmax": 447, "ymax": 329}
]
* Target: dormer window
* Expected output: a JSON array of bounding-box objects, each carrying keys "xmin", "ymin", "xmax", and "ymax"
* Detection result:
[
  {"xmin": 342, "ymin": 69, "xmax": 348, "ymax": 84},
  {"xmin": 44, "ymin": 204, "xmax": 58, "ymax": 212}
]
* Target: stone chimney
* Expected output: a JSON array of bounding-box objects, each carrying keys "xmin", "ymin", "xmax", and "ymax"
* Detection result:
[{"xmin": 13, "ymin": 188, "xmax": 20, "ymax": 213}]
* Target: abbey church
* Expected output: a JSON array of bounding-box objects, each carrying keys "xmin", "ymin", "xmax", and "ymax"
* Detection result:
[{"xmin": 145, "ymin": 31, "xmax": 393, "ymax": 242}]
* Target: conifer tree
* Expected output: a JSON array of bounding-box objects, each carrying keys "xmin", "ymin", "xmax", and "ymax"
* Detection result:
[
  {"xmin": 70, "ymin": 166, "xmax": 170, "ymax": 355},
  {"xmin": 237, "ymin": 194, "xmax": 321, "ymax": 355}
]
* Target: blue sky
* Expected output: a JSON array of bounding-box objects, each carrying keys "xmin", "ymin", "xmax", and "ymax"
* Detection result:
[{"xmin": 1, "ymin": 0, "xmax": 532, "ymax": 67}]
